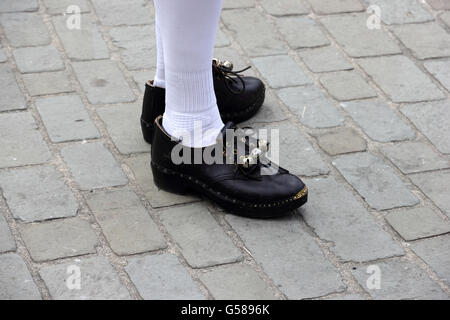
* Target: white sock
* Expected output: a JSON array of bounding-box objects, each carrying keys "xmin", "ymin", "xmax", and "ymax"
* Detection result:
[
  {"xmin": 153, "ymin": 0, "xmax": 224, "ymax": 148},
  {"xmin": 154, "ymin": 12, "xmax": 165, "ymax": 89}
]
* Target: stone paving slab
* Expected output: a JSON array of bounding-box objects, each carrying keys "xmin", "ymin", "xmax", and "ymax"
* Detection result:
[
  {"xmin": 39, "ymin": 256, "xmax": 131, "ymax": 300},
  {"xmin": 308, "ymin": 0, "xmax": 364, "ymax": 14},
  {"xmin": 341, "ymin": 99, "xmax": 415, "ymax": 142},
  {"xmin": 401, "ymin": 101, "xmax": 450, "ymax": 154},
  {"xmin": 332, "ymin": 153, "xmax": 419, "ymax": 210},
  {"xmin": 301, "ymin": 177, "xmax": 404, "ymax": 262},
  {"xmin": 313, "ymin": 127, "xmax": 367, "ymax": 156},
  {"xmin": 52, "ymin": 14, "xmax": 110, "ymax": 61},
  {"xmin": 298, "ymin": 46, "xmax": 353, "ymax": 73},
  {"xmin": 260, "ymin": 0, "xmax": 309, "ymax": 16},
  {"xmin": 427, "ymin": 0, "xmax": 450, "ymax": 10},
  {"xmin": 424, "ymin": 60, "xmax": 450, "ymax": 92},
  {"xmin": 409, "ymin": 170, "xmax": 450, "ymax": 217},
  {"xmin": 0, "ymin": 209, "xmax": 16, "ymax": 253},
  {"xmin": 252, "ymin": 55, "xmax": 312, "ymax": 89},
  {"xmin": 0, "ymin": 12, "xmax": 50, "ymax": 47},
  {"xmin": 358, "ymin": 56, "xmax": 445, "ymax": 103},
  {"xmin": 0, "ymin": 64, "xmax": 27, "ymax": 111},
  {"xmin": 320, "ymin": 13, "xmax": 401, "ymax": 57},
  {"xmin": 277, "ymin": 86, "xmax": 344, "ymax": 128},
  {"xmin": 0, "ymin": 0, "xmax": 38, "ymax": 13},
  {"xmin": 72, "ymin": 60, "xmax": 135, "ymax": 104},
  {"xmin": 61, "ymin": 142, "xmax": 128, "ymax": 190},
  {"xmin": 36, "ymin": 95, "xmax": 100, "ymax": 143},
  {"xmin": 86, "ymin": 188, "xmax": 166, "ymax": 255},
  {"xmin": 43, "ymin": 0, "xmax": 91, "ymax": 15},
  {"xmin": 320, "ymin": 71, "xmax": 377, "ymax": 101},
  {"xmin": 0, "ymin": 253, "xmax": 41, "ymax": 300},
  {"xmin": 125, "ymin": 253, "xmax": 204, "ymax": 300},
  {"xmin": 352, "ymin": 258, "xmax": 448, "ymax": 299},
  {"xmin": 410, "ymin": 235, "xmax": 450, "ymax": 286},
  {"xmin": 0, "ymin": 165, "xmax": 78, "ymax": 222},
  {"xmin": 381, "ymin": 141, "xmax": 450, "ymax": 174},
  {"xmin": 22, "ymin": 71, "xmax": 73, "ymax": 96},
  {"xmin": 276, "ymin": 16, "xmax": 330, "ymax": 49},
  {"xmin": 97, "ymin": 103, "xmax": 150, "ymax": 154},
  {"xmin": 226, "ymin": 214, "xmax": 346, "ymax": 299},
  {"xmin": 13, "ymin": 46, "xmax": 64, "ymax": 74},
  {"xmin": 385, "ymin": 208, "xmax": 450, "ymax": 241},
  {"xmin": 221, "ymin": 9, "xmax": 288, "ymax": 57},
  {"xmin": 20, "ymin": 217, "xmax": 98, "ymax": 262},
  {"xmin": 91, "ymin": 0, "xmax": 153, "ymax": 26},
  {"xmin": 160, "ymin": 203, "xmax": 243, "ymax": 268},
  {"xmin": 0, "ymin": 112, "xmax": 51, "ymax": 168},
  {"xmin": 364, "ymin": 0, "xmax": 433, "ymax": 25},
  {"xmin": 199, "ymin": 264, "xmax": 277, "ymax": 300},
  {"xmin": 393, "ymin": 23, "xmax": 450, "ymax": 60}
]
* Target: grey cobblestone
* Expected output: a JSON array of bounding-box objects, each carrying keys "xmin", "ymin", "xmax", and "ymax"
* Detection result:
[
  {"xmin": 427, "ymin": 0, "xmax": 450, "ymax": 10},
  {"xmin": 0, "ymin": 64, "xmax": 26, "ymax": 111},
  {"xmin": 341, "ymin": 99, "xmax": 415, "ymax": 142},
  {"xmin": 109, "ymin": 25, "xmax": 156, "ymax": 71},
  {"xmin": 86, "ymin": 188, "xmax": 166, "ymax": 255},
  {"xmin": 125, "ymin": 253, "xmax": 204, "ymax": 300},
  {"xmin": 13, "ymin": 46, "xmax": 64, "ymax": 73},
  {"xmin": 424, "ymin": 60, "xmax": 450, "ymax": 92},
  {"xmin": 411, "ymin": 235, "xmax": 450, "ymax": 286},
  {"xmin": 441, "ymin": 11, "xmax": 450, "ymax": 27},
  {"xmin": 321, "ymin": 14, "xmax": 401, "ymax": 57},
  {"xmin": 72, "ymin": 60, "xmax": 135, "ymax": 104},
  {"xmin": 298, "ymin": 46, "xmax": 353, "ymax": 73},
  {"xmin": 276, "ymin": 17, "xmax": 329, "ymax": 49},
  {"xmin": 358, "ymin": 56, "xmax": 445, "ymax": 102},
  {"xmin": 0, "ymin": 12, "xmax": 50, "ymax": 47},
  {"xmin": 97, "ymin": 103, "xmax": 149, "ymax": 154},
  {"xmin": 393, "ymin": 23, "xmax": 450, "ymax": 59},
  {"xmin": 160, "ymin": 203, "xmax": 242, "ymax": 268},
  {"xmin": 308, "ymin": 0, "xmax": 364, "ymax": 14},
  {"xmin": 385, "ymin": 208, "xmax": 450, "ymax": 241},
  {"xmin": 364, "ymin": 0, "xmax": 433, "ymax": 25},
  {"xmin": 43, "ymin": 0, "xmax": 90, "ymax": 15},
  {"xmin": 0, "ymin": 253, "xmax": 41, "ymax": 300},
  {"xmin": 226, "ymin": 214, "xmax": 345, "ymax": 299},
  {"xmin": 260, "ymin": 0, "xmax": 309, "ymax": 16},
  {"xmin": 242, "ymin": 89, "xmax": 288, "ymax": 125},
  {"xmin": 410, "ymin": 170, "xmax": 450, "ymax": 217},
  {"xmin": 401, "ymin": 101, "xmax": 450, "ymax": 154},
  {"xmin": 313, "ymin": 127, "xmax": 367, "ymax": 156},
  {"xmin": 0, "ymin": 48, "xmax": 7, "ymax": 63},
  {"xmin": 39, "ymin": 256, "xmax": 131, "ymax": 299},
  {"xmin": 381, "ymin": 141, "xmax": 450, "ymax": 174},
  {"xmin": 23, "ymin": 71, "xmax": 73, "ymax": 96},
  {"xmin": 36, "ymin": 95, "xmax": 100, "ymax": 143},
  {"xmin": 352, "ymin": 259, "xmax": 448, "ymax": 299},
  {"xmin": 222, "ymin": 0, "xmax": 254, "ymax": 9},
  {"xmin": 221, "ymin": 9, "xmax": 288, "ymax": 56},
  {"xmin": 0, "ymin": 165, "xmax": 78, "ymax": 222},
  {"xmin": 320, "ymin": 71, "xmax": 377, "ymax": 101},
  {"xmin": 124, "ymin": 154, "xmax": 199, "ymax": 208},
  {"xmin": 252, "ymin": 55, "xmax": 312, "ymax": 89},
  {"xmin": 0, "ymin": 0, "xmax": 38, "ymax": 13},
  {"xmin": 332, "ymin": 153, "xmax": 419, "ymax": 210},
  {"xmin": 20, "ymin": 217, "xmax": 98, "ymax": 262},
  {"xmin": 91, "ymin": 0, "xmax": 153, "ymax": 26},
  {"xmin": 302, "ymin": 177, "xmax": 404, "ymax": 262},
  {"xmin": 0, "ymin": 112, "xmax": 51, "ymax": 168},
  {"xmin": 199, "ymin": 264, "xmax": 277, "ymax": 300},
  {"xmin": 61, "ymin": 142, "xmax": 128, "ymax": 190},
  {"xmin": 277, "ymin": 86, "xmax": 344, "ymax": 128},
  {"xmin": 52, "ymin": 14, "xmax": 109, "ymax": 61},
  {"xmin": 0, "ymin": 209, "xmax": 16, "ymax": 253}
]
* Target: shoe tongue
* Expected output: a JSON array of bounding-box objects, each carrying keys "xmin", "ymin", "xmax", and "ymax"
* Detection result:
[{"xmin": 217, "ymin": 122, "xmax": 235, "ymax": 144}]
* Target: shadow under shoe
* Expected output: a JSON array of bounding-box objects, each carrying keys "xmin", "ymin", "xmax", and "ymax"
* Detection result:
[{"xmin": 150, "ymin": 116, "xmax": 308, "ymax": 218}]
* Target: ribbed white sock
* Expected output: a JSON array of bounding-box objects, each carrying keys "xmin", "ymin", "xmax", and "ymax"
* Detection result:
[
  {"xmin": 153, "ymin": 0, "xmax": 224, "ymax": 148},
  {"xmin": 153, "ymin": 14, "xmax": 165, "ymax": 89}
]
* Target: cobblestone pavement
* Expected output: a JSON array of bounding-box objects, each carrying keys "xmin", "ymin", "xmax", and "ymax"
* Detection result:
[{"xmin": 1, "ymin": 0, "xmax": 450, "ymax": 300}]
